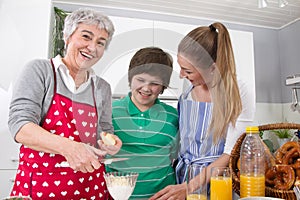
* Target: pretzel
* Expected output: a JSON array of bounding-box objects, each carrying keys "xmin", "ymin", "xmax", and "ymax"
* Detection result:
[
  {"xmin": 275, "ymin": 141, "xmax": 300, "ymax": 164},
  {"xmin": 265, "ymin": 165, "xmax": 295, "ymax": 190}
]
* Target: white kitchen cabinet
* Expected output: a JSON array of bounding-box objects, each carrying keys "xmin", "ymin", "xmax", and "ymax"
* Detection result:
[
  {"xmin": 0, "ymin": 0, "xmax": 51, "ymax": 198},
  {"xmin": 0, "ymin": 127, "xmax": 20, "ymax": 199},
  {"xmin": 0, "ymin": 170, "xmax": 18, "ymax": 198},
  {"xmin": 96, "ymin": 16, "xmax": 255, "ymax": 101}
]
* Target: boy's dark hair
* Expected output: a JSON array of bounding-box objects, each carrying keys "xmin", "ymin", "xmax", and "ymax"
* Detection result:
[{"xmin": 128, "ymin": 47, "xmax": 173, "ymax": 92}]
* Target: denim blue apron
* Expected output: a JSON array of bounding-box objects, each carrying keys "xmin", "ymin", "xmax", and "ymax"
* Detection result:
[{"xmin": 175, "ymin": 85, "xmax": 226, "ymax": 184}]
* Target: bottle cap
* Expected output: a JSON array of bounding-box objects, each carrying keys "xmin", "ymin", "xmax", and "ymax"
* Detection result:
[{"xmin": 246, "ymin": 126, "xmax": 259, "ymax": 133}]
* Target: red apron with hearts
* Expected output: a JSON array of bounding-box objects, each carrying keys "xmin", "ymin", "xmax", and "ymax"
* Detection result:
[{"xmin": 10, "ymin": 61, "xmax": 109, "ymax": 199}]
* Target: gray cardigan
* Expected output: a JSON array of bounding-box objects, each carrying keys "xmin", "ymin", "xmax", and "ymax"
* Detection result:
[{"xmin": 8, "ymin": 58, "xmax": 114, "ymax": 139}]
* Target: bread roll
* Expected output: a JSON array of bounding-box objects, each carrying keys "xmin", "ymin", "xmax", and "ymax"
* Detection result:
[{"xmin": 101, "ymin": 132, "xmax": 116, "ymax": 145}]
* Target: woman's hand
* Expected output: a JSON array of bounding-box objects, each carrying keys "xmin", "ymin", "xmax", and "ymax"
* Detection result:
[
  {"xmin": 98, "ymin": 134, "xmax": 122, "ymax": 155},
  {"xmin": 62, "ymin": 141, "xmax": 107, "ymax": 173},
  {"xmin": 149, "ymin": 183, "xmax": 187, "ymax": 200}
]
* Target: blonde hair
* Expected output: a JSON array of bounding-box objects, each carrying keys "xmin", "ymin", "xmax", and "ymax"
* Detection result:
[{"xmin": 178, "ymin": 22, "xmax": 242, "ymax": 143}]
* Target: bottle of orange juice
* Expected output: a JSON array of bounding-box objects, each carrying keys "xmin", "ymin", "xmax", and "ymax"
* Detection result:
[{"xmin": 240, "ymin": 126, "xmax": 265, "ymax": 197}]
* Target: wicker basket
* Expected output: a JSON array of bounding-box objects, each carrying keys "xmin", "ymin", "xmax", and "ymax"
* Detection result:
[{"xmin": 229, "ymin": 122, "xmax": 300, "ymax": 199}]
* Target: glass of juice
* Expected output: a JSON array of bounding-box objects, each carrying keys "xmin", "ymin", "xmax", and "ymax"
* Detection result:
[
  {"xmin": 186, "ymin": 163, "xmax": 207, "ymax": 200},
  {"xmin": 210, "ymin": 167, "xmax": 232, "ymax": 200}
]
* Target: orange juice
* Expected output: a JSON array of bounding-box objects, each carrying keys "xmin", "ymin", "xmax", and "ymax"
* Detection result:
[
  {"xmin": 240, "ymin": 174, "xmax": 265, "ymax": 197},
  {"xmin": 186, "ymin": 194, "xmax": 207, "ymax": 200},
  {"xmin": 210, "ymin": 176, "xmax": 232, "ymax": 200}
]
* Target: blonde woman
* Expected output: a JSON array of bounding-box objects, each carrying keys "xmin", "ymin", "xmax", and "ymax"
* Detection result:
[{"xmin": 150, "ymin": 22, "xmax": 255, "ymax": 199}]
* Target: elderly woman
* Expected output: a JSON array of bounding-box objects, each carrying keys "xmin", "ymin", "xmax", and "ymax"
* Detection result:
[{"xmin": 8, "ymin": 8, "xmax": 122, "ymax": 199}]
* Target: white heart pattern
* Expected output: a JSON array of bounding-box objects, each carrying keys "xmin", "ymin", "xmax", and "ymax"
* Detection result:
[
  {"xmin": 74, "ymin": 190, "xmax": 80, "ymax": 195},
  {"xmin": 61, "ymin": 101, "xmax": 65, "ymax": 106},
  {"xmin": 82, "ymin": 121, "xmax": 87, "ymax": 127},
  {"xmin": 56, "ymin": 121, "xmax": 62, "ymax": 126},
  {"xmin": 32, "ymin": 163, "xmax": 38, "ymax": 168},
  {"xmin": 24, "ymin": 183, "xmax": 28, "ymax": 188},
  {"xmin": 79, "ymin": 177, "xmax": 84, "ymax": 183},
  {"xmin": 43, "ymin": 162, "xmax": 49, "ymax": 167},
  {"xmin": 39, "ymin": 152, "xmax": 44, "ymax": 157},
  {"xmin": 42, "ymin": 181, "xmax": 49, "ymax": 187},
  {"xmin": 49, "ymin": 192, "xmax": 55, "ymax": 197},
  {"xmin": 61, "ymin": 191, "xmax": 67, "ymax": 196},
  {"xmin": 46, "ymin": 119, "xmax": 51, "ymax": 124},
  {"xmin": 69, "ymin": 136, "xmax": 74, "ymax": 140},
  {"xmin": 67, "ymin": 180, "xmax": 74, "ymax": 185},
  {"xmin": 85, "ymin": 132, "xmax": 90, "ymax": 137},
  {"xmin": 37, "ymin": 192, "xmax": 43, "ymax": 197},
  {"xmin": 21, "ymin": 171, "xmax": 25, "ymax": 176},
  {"xmin": 29, "ymin": 153, "xmax": 34, "ymax": 158},
  {"xmin": 54, "ymin": 180, "xmax": 60, "ymax": 186},
  {"xmin": 54, "ymin": 110, "xmax": 59, "ymax": 115},
  {"xmin": 69, "ymin": 107, "xmax": 73, "ymax": 112},
  {"xmin": 32, "ymin": 181, "xmax": 37, "ymax": 186},
  {"xmin": 78, "ymin": 109, "xmax": 84, "ymax": 115}
]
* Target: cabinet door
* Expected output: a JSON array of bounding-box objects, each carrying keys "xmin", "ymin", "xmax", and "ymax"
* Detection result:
[
  {"xmin": 0, "ymin": 128, "xmax": 20, "ymax": 169},
  {"xmin": 0, "ymin": 169, "xmax": 17, "ymax": 198}
]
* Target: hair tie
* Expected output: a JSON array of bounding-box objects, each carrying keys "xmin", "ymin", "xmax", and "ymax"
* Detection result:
[{"xmin": 209, "ymin": 24, "xmax": 216, "ymax": 32}]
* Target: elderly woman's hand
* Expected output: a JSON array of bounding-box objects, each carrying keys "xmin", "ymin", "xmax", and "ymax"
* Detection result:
[
  {"xmin": 62, "ymin": 141, "xmax": 107, "ymax": 173},
  {"xmin": 98, "ymin": 133, "xmax": 122, "ymax": 155}
]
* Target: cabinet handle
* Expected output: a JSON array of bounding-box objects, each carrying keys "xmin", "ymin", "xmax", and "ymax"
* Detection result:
[
  {"xmin": 10, "ymin": 157, "xmax": 19, "ymax": 162},
  {"xmin": 9, "ymin": 178, "xmax": 15, "ymax": 183}
]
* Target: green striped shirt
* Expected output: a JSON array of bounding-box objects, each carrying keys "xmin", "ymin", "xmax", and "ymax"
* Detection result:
[{"xmin": 106, "ymin": 94, "xmax": 179, "ymax": 199}]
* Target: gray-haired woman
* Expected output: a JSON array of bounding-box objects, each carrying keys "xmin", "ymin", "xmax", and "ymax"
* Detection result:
[{"xmin": 8, "ymin": 8, "xmax": 122, "ymax": 199}]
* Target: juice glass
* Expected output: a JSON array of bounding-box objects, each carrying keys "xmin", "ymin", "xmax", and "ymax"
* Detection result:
[
  {"xmin": 186, "ymin": 164, "xmax": 207, "ymax": 200},
  {"xmin": 210, "ymin": 167, "xmax": 232, "ymax": 200},
  {"xmin": 240, "ymin": 174, "xmax": 265, "ymax": 197}
]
